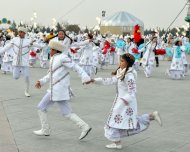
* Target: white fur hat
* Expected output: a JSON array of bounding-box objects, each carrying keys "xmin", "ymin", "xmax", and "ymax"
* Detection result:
[
  {"xmin": 18, "ymin": 27, "xmax": 27, "ymax": 33},
  {"xmin": 48, "ymin": 40, "xmax": 64, "ymax": 52}
]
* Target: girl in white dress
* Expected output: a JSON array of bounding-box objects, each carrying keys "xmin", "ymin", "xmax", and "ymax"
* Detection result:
[
  {"xmin": 166, "ymin": 40, "xmax": 187, "ymax": 79},
  {"xmin": 52, "ymin": 30, "xmax": 73, "ymax": 57},
  {"xmin": 86, "ymin": 53, "xmax": 162, "ymax": 149},
  {"xmin": 40, "ymin": 39, "xmax": 49, "ymax": 68},
  {"xmin": 141, "ymin": 37, "xmax": 159, "ymax": 78},
  {"xmin": 1, "ymin": 36, "xmax": 13, "ymax": 73},
  {"xmin": 72, "ymin": 33, "xmax": 96, "ymax": 77}
]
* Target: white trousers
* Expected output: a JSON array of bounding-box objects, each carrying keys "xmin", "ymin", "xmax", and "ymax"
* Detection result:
[
  {"xmin": 12, "ymin": 66, "xmax": 30, "ymax": 81},
  {"xmin": 37, "ymin": 92, "xmax": 72, "ymax": 116},
  {"xmin": 12, "ymin": 66, "xmax": 30, "ymax": 92}
]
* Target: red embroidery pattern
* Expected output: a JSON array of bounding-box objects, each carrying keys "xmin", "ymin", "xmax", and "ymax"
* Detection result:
[
  {"xmin": 126, "ymin": 107, "xmax": 133, "ymax": 116},
  {"xmin": 128, "ymin": 79, "xmax": 136, "ymax": 93},
  {"xmin": 114, "ymin": 114, "xmax": 123, "ymax": 124}
]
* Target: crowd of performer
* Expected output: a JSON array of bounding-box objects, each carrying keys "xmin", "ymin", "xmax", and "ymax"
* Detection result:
[
  {"xmin": 0, "ymin": 26, "xmax": 189, "ymax": 79},
  {"xmin": 0, "ymin": 25, "xmax": 189, "ymax": 149}
]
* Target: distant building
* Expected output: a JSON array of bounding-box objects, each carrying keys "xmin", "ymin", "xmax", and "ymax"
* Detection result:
[{"xmin": 100, "ymin": 11, "xmax": 144, "ymax": 36}]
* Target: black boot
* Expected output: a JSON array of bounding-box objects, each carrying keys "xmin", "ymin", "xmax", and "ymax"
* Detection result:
[{"xmin": 155, "ymin": 56, "xmax": 159, "ymax": 67}]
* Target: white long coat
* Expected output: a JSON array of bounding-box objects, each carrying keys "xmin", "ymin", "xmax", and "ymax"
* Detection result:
[
  {"xmin": 141, "ymin": 42, "xmax": 158, "ymax": 66},
  {"xmin": 39, "ymin": 53, "xmax": 91, "ymax": 101},
  {"xmin": 72, "ymin": 40, "xmax": 94, "ymax": 66},
  {"xmin": 2, "ymin": 40, "xmax": 14, "ymax": 62},
  {"xmin": 0, "ymin": 37, "xmax": 41, "ymax": 66},
  {"xmin": 125, "ymin": 42, "xmax": 136, "ymax": 54},
  {"xmin": 94, "ymin": 68, "xmax": 138, "ymax": 129}
]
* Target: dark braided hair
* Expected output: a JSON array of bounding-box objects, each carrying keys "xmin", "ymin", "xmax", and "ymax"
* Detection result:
[
  {"xmin": 87, "ymin": 33, "xmax": 93, "ymax": 39},
  {"xmin": 58, "ymin": 29, "xmax": 73, "ymax": 44},
  {"xmin": 112, "ymin": 53, "xmax": 135, "ymax": 81}
]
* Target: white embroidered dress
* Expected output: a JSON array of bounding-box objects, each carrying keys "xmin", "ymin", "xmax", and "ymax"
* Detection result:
[
  {"xmin": 95, "ymin": 67, "xmax": 137, "ymax": 129},
  {"xmin": 167, "ymin": 46, "xmax": 186, "ymax": 79},
  {"xmin": 141, "ymin": 42, "xmax": 158, "ymax": 77},
  {"xmin": 72, "ymin": 40, "xmax": 96, "ymax": 77}
]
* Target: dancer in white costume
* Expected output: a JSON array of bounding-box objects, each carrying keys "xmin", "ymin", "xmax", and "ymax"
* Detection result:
[
  {"xmin": 0, "ymin": 27, "xmax": 42, "ymax": 97},
  {"xmin": 166, "ymin": 39, "xmax": 187, "ymax": 79},
  {"xmin": 125, "ymin": 37, "xmax": 136, "ymax": 54},
  {"xmin": 0, "ymin": 36, "xmax": 4, "ymax": 69},
  {"xmin": 141, "ymin": 37, "xmax": 159, "ymax": 78},
  {"xmin": 1, "ymin": 35, "xmax": 13, "ymax": 73},
  {"xmin": 39, "ymin": 37, "xmax": 50, "ymax": 68},
  {"xmin": 115, "ymin": 36, "xmax": 126, "ymax": 64},
  {"xmin": 86, "ymin": 53, "xmax": 162, "ymax": 149},
  {"xmin": 34, "ymin": 40, "xmax": 92, "ymax": 140},
  {"xmin": 72, "ymin": 33, "xmax": 95, "ymax": 77},
  {"xmin": 29, "ymin": 47, "xmax": 38, "ymax": 67}
]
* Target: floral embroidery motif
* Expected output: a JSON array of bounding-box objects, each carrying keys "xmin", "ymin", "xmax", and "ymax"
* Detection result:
[
  {"xmin": 114, "ymin": 114, "xmax": 123, "ymax": 124},
  {"xmin": 128, "ymin": 79, "xmax": 136, "ymax": 92},
  {"xmin": 128, "ymin": 118, "xmax": 134, "ymax": 128},
  {"xmin": 126, "ymin": 107, "xmax": 133, "ymax": 116}
]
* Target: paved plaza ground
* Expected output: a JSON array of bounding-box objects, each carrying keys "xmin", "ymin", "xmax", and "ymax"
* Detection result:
[{"xmin": 0, "ymin": 58, "xmax": 190, "ymax": 152}]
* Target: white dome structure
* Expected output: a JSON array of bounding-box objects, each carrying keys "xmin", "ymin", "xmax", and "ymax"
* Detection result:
[{"xmin": 100, "ymin": 11, "xmax": 144, "ymax": 35}]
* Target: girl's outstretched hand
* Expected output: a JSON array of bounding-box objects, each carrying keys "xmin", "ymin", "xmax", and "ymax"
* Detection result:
[
  {"xmin": 84, "ymin": 79, "xmax": 95, "ymax": 85},
  {"xmin": 35, "ymin": 81, "xmax": 41, "ymax": 89}
]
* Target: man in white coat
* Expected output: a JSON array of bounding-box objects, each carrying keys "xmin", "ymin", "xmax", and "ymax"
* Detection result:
[
  {"xmin": 0, "ymin": 27, "xmax": 41, "ymax": 97},
  {"xmin": 34, "ymin": 40, "xmax": 92, "ymax": 140}
]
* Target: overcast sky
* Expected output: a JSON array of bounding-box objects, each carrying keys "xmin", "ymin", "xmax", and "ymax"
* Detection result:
[{"xmin": 0, "ymin": 0, "xmax": 189, "ymax": 29}]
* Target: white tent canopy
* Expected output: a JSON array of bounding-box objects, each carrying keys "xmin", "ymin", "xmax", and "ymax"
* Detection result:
[{"xmin": 101, "ymin": 11, "xmax": 144, "ymax": 27}]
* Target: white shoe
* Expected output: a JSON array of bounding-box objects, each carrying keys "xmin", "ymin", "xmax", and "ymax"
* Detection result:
[
  {"xmin": 79, "ymin": 125, "xmax": 92, "ymax": 140},
  {"xmin": 106, "ymin": 143, "xmax": 122, "ymax": 149},
  {"xmin": 144, "ymin": 71, "xmax": 150, "ymax": 78},
  {"xmin": 153, "ymin": 111, "xmax": 162, "ymax": 126},
  {"xmin": 33, "ymin": 129, "xmax": 51, "ymax": 136},
  {"xmin": 25, "ymin": 91, "xmax": 31, "ymax": 97}
]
